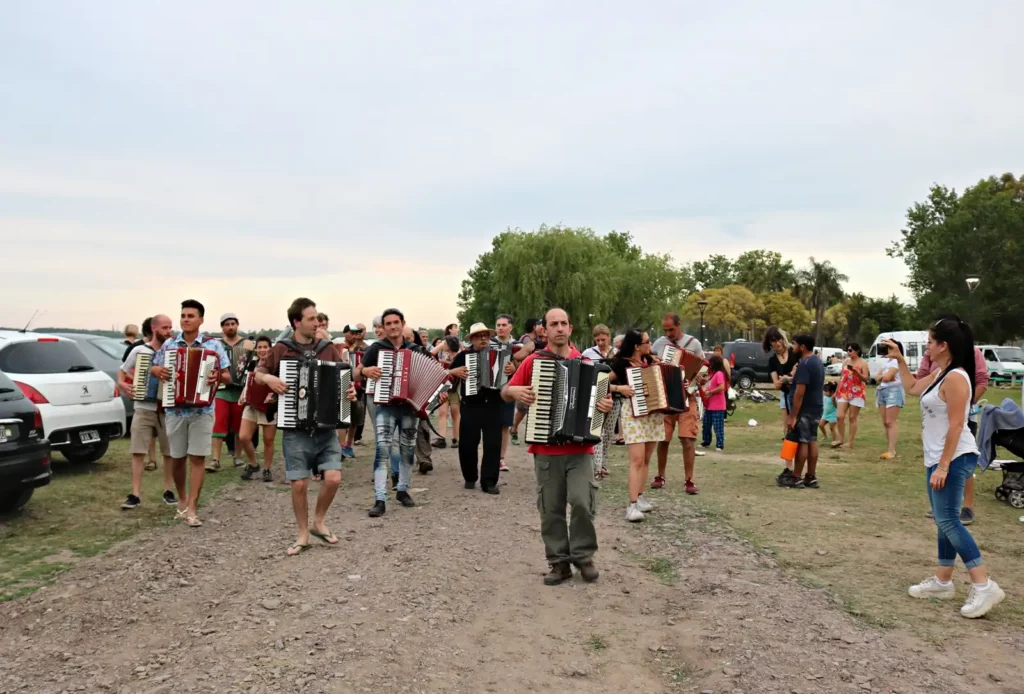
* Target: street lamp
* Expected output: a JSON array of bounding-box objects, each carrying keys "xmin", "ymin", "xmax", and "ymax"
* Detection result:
[
  {"xmin": 966, "ymin": 275, "xmax": 981, "ymax": 326},
  {"xmin": 697, "ymin": 299, "xmax": 709, "ymax": 345}
]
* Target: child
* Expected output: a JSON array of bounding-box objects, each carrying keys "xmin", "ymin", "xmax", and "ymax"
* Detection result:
[
  {"xmin": 701, "ymin": 355, "xmax": 729, "ymax": 451},
  {"xmin": 819, "ymin": 381, "xmax": 839, "ymax": 445}
]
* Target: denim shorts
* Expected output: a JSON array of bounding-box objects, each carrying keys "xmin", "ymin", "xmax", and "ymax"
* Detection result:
[
  {"xmin": 877, "ymin": 387, "xmax": 905, "ymax": 408},
  {"xmin": 282, "ymin": 429, "xmax": 342, "ymax": 481},
  {"xmin": 501, "ymin": 400, "xmax": 516, "ymax": 428}
]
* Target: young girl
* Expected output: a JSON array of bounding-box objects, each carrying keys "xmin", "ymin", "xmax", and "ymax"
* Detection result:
[
  {"xmin": 819, "ymin": 381, "xmax": 839, "ymax": 445},
  {"xmin": 701, "ymin": 355, "xmax": 728, "ymax": 451},
  {"xmin": 239, "ymin": 336, "xmax": 277, "ymax": 482}
]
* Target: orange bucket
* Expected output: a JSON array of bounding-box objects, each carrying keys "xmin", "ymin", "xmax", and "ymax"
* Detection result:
[{"xmin": 780, "ymin": 438, "xmax": 798, "ymax": 463}]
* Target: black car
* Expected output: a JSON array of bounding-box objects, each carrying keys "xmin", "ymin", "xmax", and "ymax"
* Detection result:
[
  {"xmin": 721, "ymin": 340, "xmax": 773, "ymax": 390},
  {"xmin": 0, "ymin": 369, "xmax": 51, "ymax": 514}
]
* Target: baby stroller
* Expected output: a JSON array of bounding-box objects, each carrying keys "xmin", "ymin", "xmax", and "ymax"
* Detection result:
[
  {"xmin": 990, "ymin": 429, "xmax": 1024, "ymax": 509},
  {"xmin": 978, "ymin": 399, "xmax": 1024, "ymax": 509}
]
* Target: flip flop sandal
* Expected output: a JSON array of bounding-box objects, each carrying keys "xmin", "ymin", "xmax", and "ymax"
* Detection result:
[
  {"xmin": 175, "ymin": 507, "xmax": 189, "ymax": 520},
  {"xmin": 185, "ymin": 515, "xmax": 203, "ymax": 528},
  {"xmin": 879, "ymin": 453, "xmax": 896, "ymax": 460},
  {"xmin": 144, "ymin": 460, "xmax": 157, "ymax": 471},
  {"xmin": 309, "ymin": 529, "xmax": 339, "ymax": 545},
  {"xmin": 287, "ymin": 542, "xmax": 312, "ymax": 556}
]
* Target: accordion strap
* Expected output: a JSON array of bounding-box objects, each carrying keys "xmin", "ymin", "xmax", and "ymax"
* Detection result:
[
  {"xmin": 279, "ymin": 338, "xmax": 334, "ymax": 362},
  {"xmin": 534, "ymin": 349, "xmax": 569, "ymax": 361}
]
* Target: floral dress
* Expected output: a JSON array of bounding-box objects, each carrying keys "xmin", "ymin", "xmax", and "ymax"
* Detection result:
[
  {"xmin": 613, "ymin": 356, "xmax": 665, "ymax": 444},
  {"xmin": 836, "ymin": 362, "xmax": 867, "ymax": 406}
]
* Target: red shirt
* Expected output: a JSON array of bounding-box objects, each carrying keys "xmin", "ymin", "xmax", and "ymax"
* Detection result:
[{"xmin": 507, "ymin": 349, "xmax": 595, "ymax": 456}]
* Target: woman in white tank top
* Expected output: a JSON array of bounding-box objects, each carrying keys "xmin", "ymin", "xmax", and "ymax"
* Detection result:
[{"xmin": 882, "ymin": 317, "xmax": 1004, "ymax": 619}]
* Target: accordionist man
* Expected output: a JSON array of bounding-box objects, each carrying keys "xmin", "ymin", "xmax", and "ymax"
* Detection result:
[
  {"xmin": 448, "ymin": 322, "xmax": 504, "ymax": 494},
  {"xmin": 502, "ymin": 308, "xmax": 613, "ymax": 586},
  {"xmin": 256, "ymin": 297, "xmax": 357, "ymax": 557}
]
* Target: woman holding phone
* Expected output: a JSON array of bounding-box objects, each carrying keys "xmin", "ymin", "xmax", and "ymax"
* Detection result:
[
  {"xmin": 833, "ymin": 343, "xmax": 869, "ymax": 449},
  {"xmin": 883, "ymin": 318, "xmax": 1004, "ymax": 618},
  {"xmin": 876, "ymin": 340, "xmax": 905, "ymax": 460}
]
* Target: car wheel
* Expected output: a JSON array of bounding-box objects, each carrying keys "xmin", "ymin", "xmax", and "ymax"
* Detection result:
[
  {"xmin": 0, "ymin": 489, "xmax": 33, "ymax": 515},
  {"xmin": 62, "ymin": 440, "xmax": 110, "ymax": 464},
  {"xmin": 738, "ymin": 371, "xmax": 755, "ymax": 390}
]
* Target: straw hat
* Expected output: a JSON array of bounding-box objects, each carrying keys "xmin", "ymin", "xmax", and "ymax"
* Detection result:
[{"xmin": 467, "ymin": 322, "xmax": 495, "ymax": 338}]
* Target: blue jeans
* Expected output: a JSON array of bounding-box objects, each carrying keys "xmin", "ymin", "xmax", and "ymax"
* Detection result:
[
  {"xmin": 927, "ymin": 454, "xmax": 983, "ymax": 569},
  {"xmin": 373, "ymin": 405, "xmax": 417, "ymax": 501}
]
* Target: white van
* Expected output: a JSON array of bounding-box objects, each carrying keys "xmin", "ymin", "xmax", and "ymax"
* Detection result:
[
  {"xmin": 866, "ymin": 331, "xmax": 929, "ymax": 383},
  {"xmin": 978, "ymin": 345, "xmax": 1024, "ymax": 384}
]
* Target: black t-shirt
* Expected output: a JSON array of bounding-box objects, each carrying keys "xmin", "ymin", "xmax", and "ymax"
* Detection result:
[
  {"xmin": 450, "ymin": 350, "xmax": 501, "ymax": 405},
  {"xmin": 794, "ymin": 355, "xmax": 825, "ymax": 420},
  {"xmin": 768, "ymin": 349, "xmax": 799, "ymax": 392}
]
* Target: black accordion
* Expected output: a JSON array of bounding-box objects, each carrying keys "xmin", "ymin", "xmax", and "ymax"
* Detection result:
[
  {"xmin": 524, "ymin": 357, "xmax": 611, "ymax": 445},
  {"xmin": 463, "ymin": 345, "xmax": 513, "ymax": 396},
  {"xmin": 276, "ymin": 359, "xmax": 352, "ymax": 430}
]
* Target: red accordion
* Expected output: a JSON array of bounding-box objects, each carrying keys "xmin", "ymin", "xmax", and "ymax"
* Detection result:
[
  {"xmin": 240, "ymin": 372, "xmax": 273, "ymax": 412},
  {"xmin": 371, "ymin": 348, "xmax": 451, "ymax": 417},
  {"xmin": 160, "ymin": 347, "xmax": 221, "ymax": 408}
]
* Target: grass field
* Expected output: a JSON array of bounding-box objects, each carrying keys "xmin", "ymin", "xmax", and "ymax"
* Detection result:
[
  {"xmin": 603, "ymin": 384, "xmax": 1024, "ymax": 640},
  {"xmin": 0, "ymin": 439, "xmax": 246, "ymax": 602}
]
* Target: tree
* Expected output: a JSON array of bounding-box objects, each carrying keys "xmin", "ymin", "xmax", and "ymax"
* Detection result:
[
  {"xmin": 456, "ymin": 226, "xmax": 690, "ymax": 341},
  {"xmin": 683, "ymin": 286, "xmax": 765, "ymax": 338},
  {"xmin": 759, "ymin": 290, "xmax": 812, "ymax": 334},
  {"xmin": 888, "ymin": 173, "xmax": 1024, "ymax": 343},
  {"xmin": 796, "ymin": 257, "xmax": 848, "ymax": 345},
  {"xmin": 734, "ymin": 250, "xmax": 797, "ymax": 294},
  {"xmin": 691, "ymin": 254, "xmax": 736, "ymax": 289}
]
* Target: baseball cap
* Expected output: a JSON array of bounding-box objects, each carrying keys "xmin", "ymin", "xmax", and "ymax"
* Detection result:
[{"xmin": 220, "ymin": 312, "xmax": 238, "ymax": 325}]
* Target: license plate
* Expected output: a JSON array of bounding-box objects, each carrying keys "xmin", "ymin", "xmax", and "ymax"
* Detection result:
[
  {"xmin": 80, "ymin": 429, "xmax": 101, "ymax": 444},
  {"xmin": 0, "ymin": 427, "xmax": 10, "ymax": 443}
]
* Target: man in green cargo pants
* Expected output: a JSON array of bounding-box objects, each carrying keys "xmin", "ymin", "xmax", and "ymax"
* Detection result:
[{"xmin": 502, "ymin": 308, "xmax": 614, "ymax": 585}]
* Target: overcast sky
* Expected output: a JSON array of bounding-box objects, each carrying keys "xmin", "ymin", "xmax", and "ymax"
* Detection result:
[{"xmin": 2, "ymin": 2, "xmax": 1021, "ymax": 333}]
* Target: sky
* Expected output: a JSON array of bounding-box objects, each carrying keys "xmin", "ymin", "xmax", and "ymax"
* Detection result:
[{"xmin": 2, "ymin": 1, "xmax": 1022, "ymax": 333}]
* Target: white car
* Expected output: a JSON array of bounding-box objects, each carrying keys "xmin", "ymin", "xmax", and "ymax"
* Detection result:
[{"xmin": 0, "ymin": 331, "xmax": 126, "ymax": 463}]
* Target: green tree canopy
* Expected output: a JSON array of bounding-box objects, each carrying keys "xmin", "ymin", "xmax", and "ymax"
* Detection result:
[
  {"xmin": 734, "ymin": 250, "xmax": 797, "ymax": 294},
  {"xmin": 759, "ymin": 290, "xmax": 812, "ymax": 335},
  {"xmin": 888, "ymin": 173, "xmax": 1024, "ymax": 343},
  {"xmin": 456, "ymin": 225, "xmax": 690, "ymax": 340},
  {"xmin": 683, "ymin": 285, "xmax": 765, "ymax": 336}
]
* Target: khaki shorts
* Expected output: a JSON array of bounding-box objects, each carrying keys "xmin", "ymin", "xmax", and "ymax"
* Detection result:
[
  {"xmin": 241, "ymin": 405, "xmax": 272, "ymax": 426},
  {"xmin": 663, "ymin": 398, "xmax": 699, "ymax": 440},
  {"xmin": 130, "ymin": 408, "xmax": 169, "ymax": 457},
  {"xmin": 165, "ymin": 413, "xmax": 214, "ymax": 458}
]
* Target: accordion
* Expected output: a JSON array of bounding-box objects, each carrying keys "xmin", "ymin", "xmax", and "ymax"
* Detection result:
[
  {"xmin": 626, "ymin": 363, "xmax": 687, "ymax": 417},
  {"xmin": 131, "ymin": 349, "xmax": 157, "ymax": 401},
  {"xmin": 160, "ymin": 348, "xmax": 221, "ymax": 408},
  {"xmin": 372, "ymin": 348, "xmax": 452, "ymax": 418},
  {"xmin": 276, "ymin": 359, "xmax": 352, "ymax": 430},
  {"xmin": 240, "ymin": 372, "xmax": 273, "ymax": 413},
  {"xmin": 524, "ymin": 358, "xmax": 611, "ymax": 445},
  {"xmin": 463, "ymin": 346, "xmax": 513, "ymax": 396},
  {"xmin": 224, "ymin": 343, "xmax": 253, "ymax": 387},
  {"xmin": 659, "ymin": 343, "xmax": 707, "ymax": 380}
]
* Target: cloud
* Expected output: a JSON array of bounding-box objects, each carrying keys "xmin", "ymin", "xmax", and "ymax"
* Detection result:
[{"xmin": 2, "ymin": 0, "xmax": 1022, "ymax": 331}]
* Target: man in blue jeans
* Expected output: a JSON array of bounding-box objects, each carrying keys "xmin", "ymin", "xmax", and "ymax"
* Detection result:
[
  {"xmin": 357, "ymin": 308, "xmax": 446, "ymax": 517},
  {"xmin": 257, "ymin": 297, "xmax": 357, "ymax": 556}
]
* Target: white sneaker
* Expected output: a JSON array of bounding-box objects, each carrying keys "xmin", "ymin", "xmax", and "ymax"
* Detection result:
[
  {"xmin": 625, "ymin": 503, "xmax": 645, "ymax": 522},
  {"xmin": 960, "ymin": 580, "xmax": 1005, "ymax": 618},
  {"xmin": 635, "ymin": 494, "xmax": 654, "ymax": 513},
  {"xmin": 694, "ymin": 449, "xmax": 706, "ymax": 457},
  {"xmin": 908, "ymin": 576, "xmax": 956, "ymax": 600}
]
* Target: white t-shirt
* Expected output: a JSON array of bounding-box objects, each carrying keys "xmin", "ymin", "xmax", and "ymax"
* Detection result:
[
  {"xmin": 877, "ymin": 358, "xmax": 902, "ymax": 391},
  {"xmin": 121, "ymin": 343, "xmax": 158, "ymax": 411}
]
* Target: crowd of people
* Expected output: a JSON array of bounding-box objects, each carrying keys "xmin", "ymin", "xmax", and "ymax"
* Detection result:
[{"xmin": 115, "ymin": 301, "xmax": 1004, "ymax": 618}]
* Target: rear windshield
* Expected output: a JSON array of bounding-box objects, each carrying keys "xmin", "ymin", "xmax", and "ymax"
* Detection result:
[
  {"xmin": 0, "ymin": 341, "xmax": 97, "ymax": 374},
  {"xmin": 91, "ymin": 338, "xmax": 127, "ymax": 360},
  {"xmin": 0, "ymin": 370, "xmax": 20, "ymax": 394}
]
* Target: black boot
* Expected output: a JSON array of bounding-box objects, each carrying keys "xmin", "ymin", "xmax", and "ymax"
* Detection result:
[
  {"xmin": 368, "ymin": 500, "xmax": 386, "ymax": 518},
  {"xmin": 544, "ymin": 562, "xmax": 572, "ymax": 586}
]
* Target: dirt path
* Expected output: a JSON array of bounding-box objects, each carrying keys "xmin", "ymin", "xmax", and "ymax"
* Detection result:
[{"xmin": 0, "ymin": 444, "xmax": 1016, "ymax": 694}]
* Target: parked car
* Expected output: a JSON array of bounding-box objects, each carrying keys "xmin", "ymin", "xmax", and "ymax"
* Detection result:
[
  {"xmin": 0, "ymin": 331, "xmax": 126, "ymax": 464},
  {"xmin": 721, "ymin": 340, "xmax": 772, "ymax": 390},
  {"xmin": 0, "ymin": 369, "xmax": 51, "ymax": 514},
  {"xmin": 978, "ymin": 345, "xmax": 1024, "ymax": 384},
  {"xmin": 50, "ymin": 333, "xmax": 135, "ymax": 422}
]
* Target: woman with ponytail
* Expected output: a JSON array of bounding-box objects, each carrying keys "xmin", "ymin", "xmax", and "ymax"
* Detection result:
[{"xmin": 883, "ymin": 316, "xmax": 1005, "ymax": 619}]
